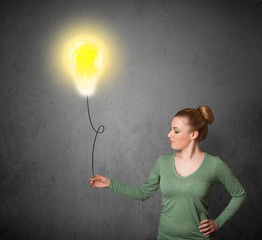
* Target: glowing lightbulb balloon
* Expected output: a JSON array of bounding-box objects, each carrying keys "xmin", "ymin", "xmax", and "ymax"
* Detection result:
[
  {"xmin": 69, "ymin": 40, "xmax": 105, "ymax": 176},
  {"xmin": 70, "ymin": 41, "xmax": 102, "ymax": 96}
]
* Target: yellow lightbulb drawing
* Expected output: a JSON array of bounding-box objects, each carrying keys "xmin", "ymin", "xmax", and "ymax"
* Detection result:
[{"xmin": 70, "ymin": 41, "xmax": 102, "ymax": 96}]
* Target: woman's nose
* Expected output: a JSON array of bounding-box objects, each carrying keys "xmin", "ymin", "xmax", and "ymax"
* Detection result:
[{"xmin": 168, "ymin": 130, "xmax": 172, "ymax": 138}]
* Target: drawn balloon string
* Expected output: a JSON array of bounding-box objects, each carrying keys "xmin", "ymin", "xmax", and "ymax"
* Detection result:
[{"xmin": 70, "ymin": 41, "xmax": 105, "ymax": 176}]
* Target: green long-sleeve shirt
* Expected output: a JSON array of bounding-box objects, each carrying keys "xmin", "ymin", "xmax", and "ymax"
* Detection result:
[{"xmin": 109, "ymin": 152, "xmax": 247, "ymax": 240}]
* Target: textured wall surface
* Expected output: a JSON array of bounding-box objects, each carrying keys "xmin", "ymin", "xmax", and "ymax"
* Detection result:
[{"xmin": 1, "ymin": 0, "xmax": 261, "ymax": 239}]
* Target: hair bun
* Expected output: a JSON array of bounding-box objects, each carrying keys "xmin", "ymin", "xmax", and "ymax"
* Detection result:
[{"xmin": 197, "ymin": 105, "xmax": 214, "ymax": 125}]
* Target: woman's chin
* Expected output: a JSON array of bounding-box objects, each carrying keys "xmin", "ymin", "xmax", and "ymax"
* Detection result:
[{"xmin": 171, "ymin": 144, "xmax": 180, "ymax": 151}]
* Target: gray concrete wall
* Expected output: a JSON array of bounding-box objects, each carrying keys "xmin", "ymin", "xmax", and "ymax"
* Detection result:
[{"xmin": 0, "ymin": 0, "xmax": 261, "ymax": 239}]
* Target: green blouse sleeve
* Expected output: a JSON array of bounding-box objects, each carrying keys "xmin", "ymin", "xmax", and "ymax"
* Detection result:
[
  {"xmin": 108, "ymin": 156, "xmax": 161, "ymax": 201},
  {"xmin": 214, "ymin": 159, "xmax": 247, "ymax": 228}
]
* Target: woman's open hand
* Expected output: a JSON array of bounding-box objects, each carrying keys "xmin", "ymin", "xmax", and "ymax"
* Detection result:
[
  {"xmin": 199, "ymin": 219, "xmax": 218, "ymax": 236},
  {"xmin": 89, "ymin": 175, "xmax": 110, "ymax": 188}
]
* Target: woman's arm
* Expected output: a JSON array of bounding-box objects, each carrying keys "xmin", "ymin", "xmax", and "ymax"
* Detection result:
[
  {"xmin": 214, "ymin": 159, "xmax": 247, "ymax": 228},
  {"xmin": 89, "ymin": 156, "xmax": 161, "ymax": 201},
  {"xmin": 198, "ymin": 158, "xmax": 247, "ymax": 236}
]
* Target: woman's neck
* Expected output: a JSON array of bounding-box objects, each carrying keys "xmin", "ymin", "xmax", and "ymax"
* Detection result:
[{"xmin": 177, "ymin": 142, "xmax": 203, "ymax": 161}]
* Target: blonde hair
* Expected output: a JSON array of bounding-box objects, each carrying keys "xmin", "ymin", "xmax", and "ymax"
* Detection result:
[{"xmin": 175, "ymin": 105, "xmax": 214, "ymax": 141}]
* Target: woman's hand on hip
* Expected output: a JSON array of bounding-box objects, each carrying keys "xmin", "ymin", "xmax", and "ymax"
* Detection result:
[
  {"xmin": 199, "ymin": 219, "xmax": 218, "ymax": 236},
  {"xmin": 89, "ymin": 175, "xmax": 110, "ymax": 188}
]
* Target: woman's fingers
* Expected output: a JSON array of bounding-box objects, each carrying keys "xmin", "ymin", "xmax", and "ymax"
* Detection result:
[
  {"xmin": 92, "ymin": 175, "xmax": 102, "ymax": 180},
  {"xmin": 89, "ymin": 175, "xmax": 102, "ymax": 183},
  {"xmin": 89, "ymin": 175, "xmax": 110, "ymax": 188},
  {"xmin": 199, "ymin": 223, "xmax": 208, "ymax": 229},
  {"xmin": 199, "ymin": 226, "xmax": 212, "ymax": 235},
  {"xmin": 199, "ymin": 219, "xmax": 218, "ymax": 236},
  {"xmin": 199, "ymin": 219, "xmax": 208, "ymax": 225}
]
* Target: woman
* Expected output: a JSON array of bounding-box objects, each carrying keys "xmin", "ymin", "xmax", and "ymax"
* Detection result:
[{"xmin": 89, "ymin": 105, "xmax": 247, "ymax": 239}]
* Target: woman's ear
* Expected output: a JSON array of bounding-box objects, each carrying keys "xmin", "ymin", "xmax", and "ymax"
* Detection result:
[{"xmin": 191, "ymin": 130, "xmax": 199, "ymax": 140}]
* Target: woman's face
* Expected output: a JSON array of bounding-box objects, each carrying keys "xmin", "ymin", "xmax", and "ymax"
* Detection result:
[{"xmin": 168, "ymin": 117, "xmax": 194, "ymax": 150}]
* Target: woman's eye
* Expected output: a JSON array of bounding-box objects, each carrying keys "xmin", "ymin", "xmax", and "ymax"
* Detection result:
[
  {"xmin": 170, "ymin": 128, "xmax": 179, "ymax": 133},
  {"xmin": 170, "ymin": 128, "xmax": 180, "ymax": 133},
  {"xmin": 174, "ymin": 128, "xmax": 180, "ymax": 133}
]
